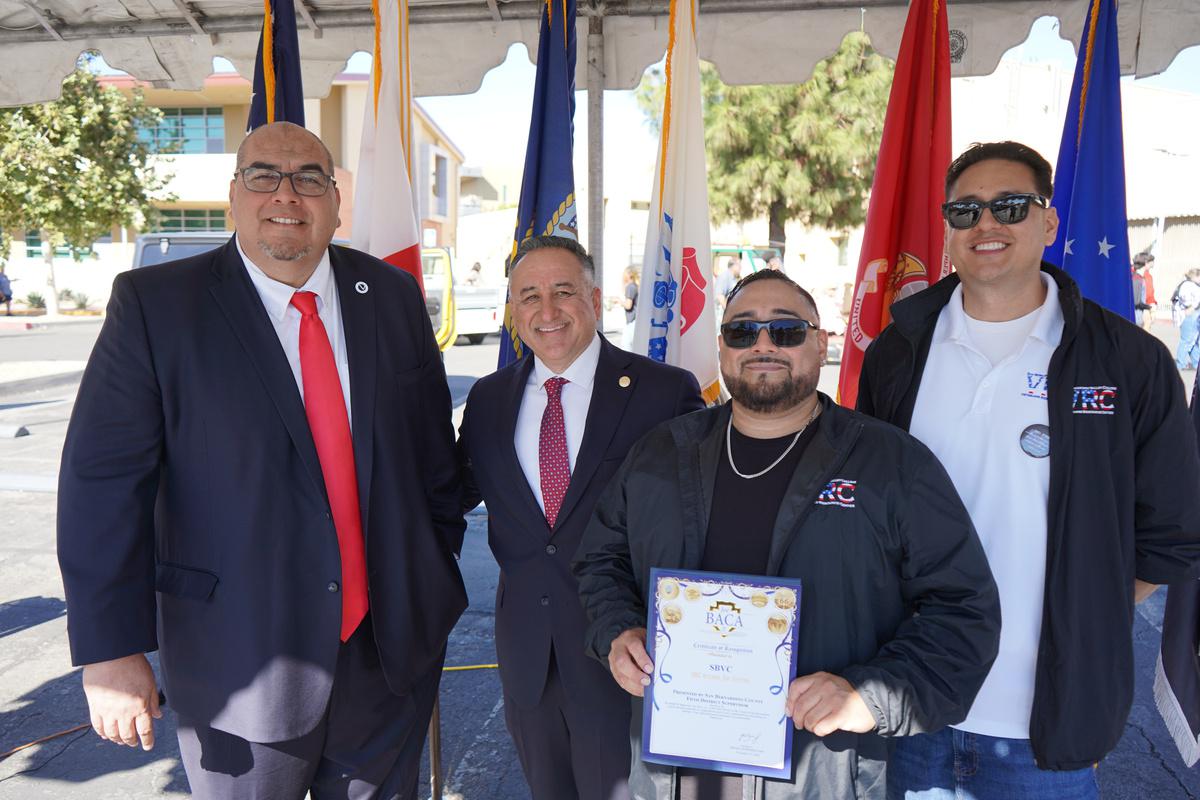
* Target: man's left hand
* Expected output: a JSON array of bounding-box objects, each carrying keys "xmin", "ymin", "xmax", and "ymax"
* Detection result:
[{"xmin": 785, "ymin": 672, "xmax": 876, "ymax": 737}]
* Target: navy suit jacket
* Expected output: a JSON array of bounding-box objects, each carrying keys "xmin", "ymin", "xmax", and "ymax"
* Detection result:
[
  {"xmin": 57, "ymin": 238, "xmax": 467, "ymax": 743},
  {"xmin": 458, "ymin": 336, "xmax": 704, "ymax": 708}
]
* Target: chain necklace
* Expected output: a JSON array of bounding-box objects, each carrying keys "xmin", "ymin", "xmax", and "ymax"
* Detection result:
[{"xmin": 726, "ymin": 403, "xmax": 820, "ymax": 480}]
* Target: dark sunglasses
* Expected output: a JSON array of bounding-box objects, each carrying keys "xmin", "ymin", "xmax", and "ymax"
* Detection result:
[
  {"xmin": 720, "ymin": 318, "xmax": 817, "ymax": 349},
  {"xmin": 941, "ymin": 193, "xmax": 1050, "ymax": 230}
]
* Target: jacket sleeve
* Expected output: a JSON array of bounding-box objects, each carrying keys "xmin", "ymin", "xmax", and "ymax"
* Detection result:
[
  {"xmin": 407, "ymin": 275, "xmax": 467, "ymax": 558},
  {"xmin": 456, "ymin": 387, "xmax": 483, "ymax": 516},
  {"xmin": 1130, "ymin": 336, "xmax": 1200, "ymax": 583},
  {"xmin": 57, "ymin": 274, "xmax": 163, "ymax": 666},
  {"xmin": 572, "ymin": 449, "xmax": 649, "ymax": 663},
  {"xmin": 840, "ymin": 444, "xmax": 1002, "ymax": 736},
  {"xmin": 675, "ymin": 369, "xmax": 706, "ymax": 415}
]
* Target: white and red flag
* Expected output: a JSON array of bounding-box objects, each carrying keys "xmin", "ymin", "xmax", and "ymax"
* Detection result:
[
  {"xmin": 352, "ymin": 0, "xmax": 423, "ymax": 292},
  {"xmin": 632, "ymin": 0, "xmax": 720, "ymax": 404}
]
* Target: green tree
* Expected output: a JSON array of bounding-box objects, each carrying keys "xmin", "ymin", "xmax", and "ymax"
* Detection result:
[
  {"xmin": 0, "ymin": 64, "xmax": 167, "ymax": 314},
  {"xmin": 636, "ymin": 32, "xmax": 893, "ymax": 258}
]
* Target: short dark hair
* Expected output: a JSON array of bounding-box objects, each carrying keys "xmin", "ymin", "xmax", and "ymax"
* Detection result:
[
  {"xmin": 1133, "ymin": 252, "xmax": 1155, "ymax": 267},
  {"xmin": 945, "ymin": 141, "xmax": 1054, "ymax": 200},
  {"xmin": 511, "ymin": 235, "xmax": 595, "ymax": 284},
  {"xmin": 724, "ymin": 269, "xmax": 820, "ymax": 326}
]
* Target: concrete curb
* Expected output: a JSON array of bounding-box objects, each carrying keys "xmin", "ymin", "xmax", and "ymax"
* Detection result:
[
  {"xmin": 0, "ymin": 370, "xmax": 84, "ymax": 400},
  {"xmin": 0, "ymin": 315, "xmax": 103, "ymax": 331}
]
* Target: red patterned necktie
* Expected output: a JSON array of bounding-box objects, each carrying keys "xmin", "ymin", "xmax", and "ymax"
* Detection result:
[
  {"xmin": 290, "ymin": 291, "xmax": 369, "ymax": 641},
  {"xmin": 539, "ymin": 377, "xmax": 571, "ymax": 528}
]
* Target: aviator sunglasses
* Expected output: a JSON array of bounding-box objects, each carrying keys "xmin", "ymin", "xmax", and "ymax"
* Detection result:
[
  {"xmin": 720, "ymin": 318, "xmax": 817, "ymax": 349},
  {"xmin": 941, "ymin": 193, "xmax": 1050, "ymax": 230}
]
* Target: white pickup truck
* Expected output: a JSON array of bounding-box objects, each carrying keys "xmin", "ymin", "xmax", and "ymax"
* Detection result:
[{"xmin": 453, "ymin": 282, "xmax": 503, "ymax": 345}]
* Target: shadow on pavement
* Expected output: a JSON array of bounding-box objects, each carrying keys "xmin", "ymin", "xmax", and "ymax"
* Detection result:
[
  {"xmin": 0, "ymin": 597, "xmax": 66, "ymax": 640},
  {"xmin": 0, "ymin": 663, "xmax": 189, "ymax": 794}
]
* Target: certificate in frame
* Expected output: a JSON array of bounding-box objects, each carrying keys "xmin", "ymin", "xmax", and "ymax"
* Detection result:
[{"xmin": 642, "ymin": 567, "xmax": 803, "ymax": 779}]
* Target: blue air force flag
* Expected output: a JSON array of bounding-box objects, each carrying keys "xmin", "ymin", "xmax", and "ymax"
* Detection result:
[
  {"xmin": 1044, "ymin": 0, "xmax": 1132, "ymax": 320},
  {"xmin": 498, "ymin": 0, "xmax": 579, "ymax": 369}
]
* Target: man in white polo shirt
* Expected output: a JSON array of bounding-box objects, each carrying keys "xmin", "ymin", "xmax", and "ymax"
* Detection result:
[{"xmin": 857, "ymin": 141, "xmax": 1200, "ymax": 799}]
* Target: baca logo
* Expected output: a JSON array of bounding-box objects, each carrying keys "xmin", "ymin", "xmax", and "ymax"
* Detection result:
[
  {"xmin": 1072, "ymin": 385, "xmax": 1117, "ymax": 415},
  {"xmin": 706, "ymin": 600, "xmax": 744, "ymax": 637},
  {"xmin": 816, "ymin": 479, "xmax": 857, "ymax": 508}
]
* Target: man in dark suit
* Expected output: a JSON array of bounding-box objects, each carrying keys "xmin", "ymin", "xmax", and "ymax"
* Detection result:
[
  {"xmin": 458, "ymin": 235, "xmax": 705, "ymax": 800},
  {"xmin": 57, "ymin": 121, "xmax": 467, "ymax": 798}
]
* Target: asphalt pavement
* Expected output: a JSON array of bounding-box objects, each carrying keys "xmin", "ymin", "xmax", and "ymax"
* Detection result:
[{"xmin": 1, "ymin": 319, "xmax": 1199, "ymax": 798}]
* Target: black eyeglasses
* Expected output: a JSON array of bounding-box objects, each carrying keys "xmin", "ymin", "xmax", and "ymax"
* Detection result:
[
  {"xmin": 236, "ymin": 167, "xmax": 336, "ymax": 197},
  {"xmin": 941, "ymin": 193, "xmax": 1049, "ymax": 230},
  {"xmin": 720, "ymin": 319, "xmax": 817, "ymax": 349}
]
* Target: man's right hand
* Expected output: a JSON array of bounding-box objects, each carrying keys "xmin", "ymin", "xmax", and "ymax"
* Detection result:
[
  {"xmin": 608, "ymin": 627, "xmax": 654, "ymax": 697},
  {"xmin": 82, "ymin": 653, "xmax": 162, "ymax": 750}
]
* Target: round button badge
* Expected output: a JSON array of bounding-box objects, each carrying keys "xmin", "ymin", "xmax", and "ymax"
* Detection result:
[{"xmin": 1019, "ymin": 424, "xmax": 1051, "ymax": 458}]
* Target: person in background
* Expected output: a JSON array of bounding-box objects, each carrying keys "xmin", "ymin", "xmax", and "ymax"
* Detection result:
[
  {"xmin": 0, "ymin": 270, "xmax": 12, "ymax": 315},
  {"xmin": 1174, "ymin": 268, "xmax": 1200, "ymax": 370}
]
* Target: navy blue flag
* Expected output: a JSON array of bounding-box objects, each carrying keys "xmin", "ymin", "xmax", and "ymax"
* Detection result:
[
  {"xmin": 498, "ymin": 0, "xmax": 579, "ymax": 368},
  {"xmin": 1044, "ymin": 0, "xmax": 1132, "ymax": 320},
  {"xmin": 248, "ymin": 0, "xmax": 306, "ymax": 130}
]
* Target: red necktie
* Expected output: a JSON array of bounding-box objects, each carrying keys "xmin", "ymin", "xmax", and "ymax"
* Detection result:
[
  {"xmin": 290, "ymin": 291, "xmax": 368, "ymax": 641},
  {"xmin": 539, "ymin": 377, "xmax": 570, "ymax": 528}
]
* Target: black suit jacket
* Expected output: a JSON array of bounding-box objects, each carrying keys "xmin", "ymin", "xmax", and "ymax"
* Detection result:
[
  {"xmin": 458, "ymin": 337, "xmax": 703, "ymax": 708},
  {"xmin": 57, "ymin": 238, "xmax": 467, "ymax": 743}
]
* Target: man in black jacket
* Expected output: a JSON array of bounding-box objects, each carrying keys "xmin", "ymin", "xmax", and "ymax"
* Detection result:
[
  {"xmin": 858, "ymin": 141, "xmax": 1200, "ymax": 799},
  {"xmin": 574, "ymin": 269, "xmax": 1001, "ymax": 800}
]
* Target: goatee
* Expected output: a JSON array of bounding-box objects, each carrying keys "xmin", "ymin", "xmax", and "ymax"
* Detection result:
[{"xmin": 723, "ymin": 359, "xmax": 818, "ymax": 414}]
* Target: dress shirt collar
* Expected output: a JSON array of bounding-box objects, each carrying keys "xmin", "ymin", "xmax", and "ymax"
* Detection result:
[
  {"xmin": 938, "ymin": 271, "xmax": 1063, "ymax": 347},
  {"xmin": 529, "ymin": 331, "xmax": 602, "ymax": 392},
  {"xmin": 236, "ymin": 234, "xmax": 335, "ymax": 322}
]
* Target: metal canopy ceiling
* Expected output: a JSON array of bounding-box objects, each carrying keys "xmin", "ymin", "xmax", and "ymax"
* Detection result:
[{"xmin": 0, "ymin": 0, "xmax": 1196, "ymax": 107}]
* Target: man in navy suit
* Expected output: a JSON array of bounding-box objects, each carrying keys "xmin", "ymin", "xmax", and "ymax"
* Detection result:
[
  {"xmin": 458, "ymin": 236, "xmax": 705, "ymax": 800},
  {"xmin": 57, "ymin": 121, "xmax": 467, "ymax": 798}
]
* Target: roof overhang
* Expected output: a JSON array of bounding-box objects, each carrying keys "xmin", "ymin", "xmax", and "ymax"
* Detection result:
[{"xmin": 0, "ymin": 0, "xmax": 1196, "ymax": 107}]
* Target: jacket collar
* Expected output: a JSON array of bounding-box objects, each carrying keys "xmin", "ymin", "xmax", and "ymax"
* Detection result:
[
  {"xmin": 676, "ymin": 393, "xmax": 862, "ymax": 574},
  {"xmin": 890, "ymin": 261, "xmax": 1083, "ymax": 345}
]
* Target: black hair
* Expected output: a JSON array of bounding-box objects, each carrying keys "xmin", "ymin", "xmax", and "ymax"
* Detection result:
[
  {"xmin": 724, "ymin": 269, "xmax": 820, "ymax": 325},
  {"xmin": 945, "ymin": 141, "xmax": 1054, "ymax": 200},
  {"xmin": 512, "ymin": 235, "xmax": 595, "ymax": 283}
]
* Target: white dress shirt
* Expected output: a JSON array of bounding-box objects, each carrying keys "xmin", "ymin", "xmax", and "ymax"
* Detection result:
[
  {"xmin": 236, "ymin": 236, "xmax": 353, "ymax": 427},
  {"xmin": 514, "ymin": 333, "xmax": 601, "ymax": 514},
  {"xmin": 909, "ymin": 273, "xmax": 1064, "ymax": 739}
]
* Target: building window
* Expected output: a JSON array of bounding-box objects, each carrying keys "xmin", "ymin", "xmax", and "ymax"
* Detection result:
[
  {"xmin": 139, "ymin": 107, "xmax": 225, "ymax": 154},
  {"xmin": 24, "ymin": 231, "xmax": 74, "ymax": 258},
  {"xmin": 152, "ymin": 209, "xmax": 228, "ymax": 232}
]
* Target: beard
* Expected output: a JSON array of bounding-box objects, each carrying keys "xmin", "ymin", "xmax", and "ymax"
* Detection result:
[
  {"xmin": 722, "ymin": 357, "xmax": 818, "ymax": 414},
  {"xmin": 258, "ymin": 238, "xmax": 312, "ymax": 262}
]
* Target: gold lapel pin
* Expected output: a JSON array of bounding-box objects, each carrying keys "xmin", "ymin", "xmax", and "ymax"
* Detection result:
[{"xmin": 618, "ymin": 375, "xmax": 632, "ymax": 388}]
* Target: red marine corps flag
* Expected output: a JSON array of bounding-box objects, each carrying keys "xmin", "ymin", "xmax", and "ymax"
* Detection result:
[
  {"xmin": 352, "ymin": 0, "xmax": 424, "ymax": 292},
  {"xmin": 837, "ymin": 0, "xmax": 952, "ymax": 408}
]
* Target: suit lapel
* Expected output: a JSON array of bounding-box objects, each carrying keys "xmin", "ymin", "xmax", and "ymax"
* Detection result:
[
  {"xmin": 501, "ymin": 355, "xmax": 547, "ymax": 526},
  {"xmin": 331, "ymin": 248, "xmax": 377, "ymax": 530},
  {"xmin": 207, "ymin": 239, "xmax": 327, "ymax": 501},
  {"xmin": 554, "ymin": 338, "xmax": 634, "ymax": 529}
]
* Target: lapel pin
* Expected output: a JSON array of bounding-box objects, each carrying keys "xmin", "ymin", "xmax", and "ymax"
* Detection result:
[
  {"xmin": 618, "ymin": 375, "xmax": 632, "ymax": 388},
  {"xmin": 355, "ymin": 281, "xmax": 369, "ymax": 294}
]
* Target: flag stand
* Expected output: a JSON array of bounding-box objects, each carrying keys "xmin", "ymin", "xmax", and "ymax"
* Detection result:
[{"xmin": 428, "ymin": 698, "xmax": 443, "ymax": 798}]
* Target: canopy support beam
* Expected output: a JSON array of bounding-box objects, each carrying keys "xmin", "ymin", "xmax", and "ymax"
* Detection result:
[
  {"xmin": 587, "ymin": 12, "xmax": 605, "ymax": 293},
  {"xmin": 19, "ymin": 0, "xmax": 63, "ymax": 41},
  {"xmin": 296, "ymin": 0, "xmax": 323, "ymax": 39},
  {"xmin": 168, "ymin": 0, "xmax": 216, "ymax": 44}
]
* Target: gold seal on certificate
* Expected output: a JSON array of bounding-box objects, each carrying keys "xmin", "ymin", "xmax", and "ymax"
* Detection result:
[{"xmin": 642, "ymin": 567, "xmax": 803, "ymax": 779}]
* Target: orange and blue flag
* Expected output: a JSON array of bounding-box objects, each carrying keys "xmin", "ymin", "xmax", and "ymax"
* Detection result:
[
  {"xmin": 498, "ymin": 0, "xmax": 578, "ymax": 369},
  {"xmin": 248, "ymin": 0, "xmax": 305, "ymax": 129},
  {"xmin": 1044, "ymin": 0, "xmax": 1133, "ymax": 320}
]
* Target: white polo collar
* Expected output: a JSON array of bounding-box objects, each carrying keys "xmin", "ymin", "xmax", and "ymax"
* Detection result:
[{"xmin": 938, "ymin": 272, "xmax": 1063, "ymax": 348}]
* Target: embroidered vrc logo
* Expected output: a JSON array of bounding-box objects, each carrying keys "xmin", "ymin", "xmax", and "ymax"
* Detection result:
[
  {"xmin": 1072, "ymin": 385, "xmax": 1118, "ymax": 415},
  {"xmin": 816, "ymin": 479, "xmax": 857, "ymax": 508},
  {"xmin": 1023, "ymin": 371, "xmax": 1048, "ymax": 400}
]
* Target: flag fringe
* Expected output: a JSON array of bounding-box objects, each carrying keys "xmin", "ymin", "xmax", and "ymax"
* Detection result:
[{"xmin": 1154, "ymin": 652, "xmax": 1200, "ymax": 767}]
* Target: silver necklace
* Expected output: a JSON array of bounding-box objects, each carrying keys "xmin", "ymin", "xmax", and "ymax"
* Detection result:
[{"xmin": 726, "ymin": 404, "xmax": 820, "ymax": 480}]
